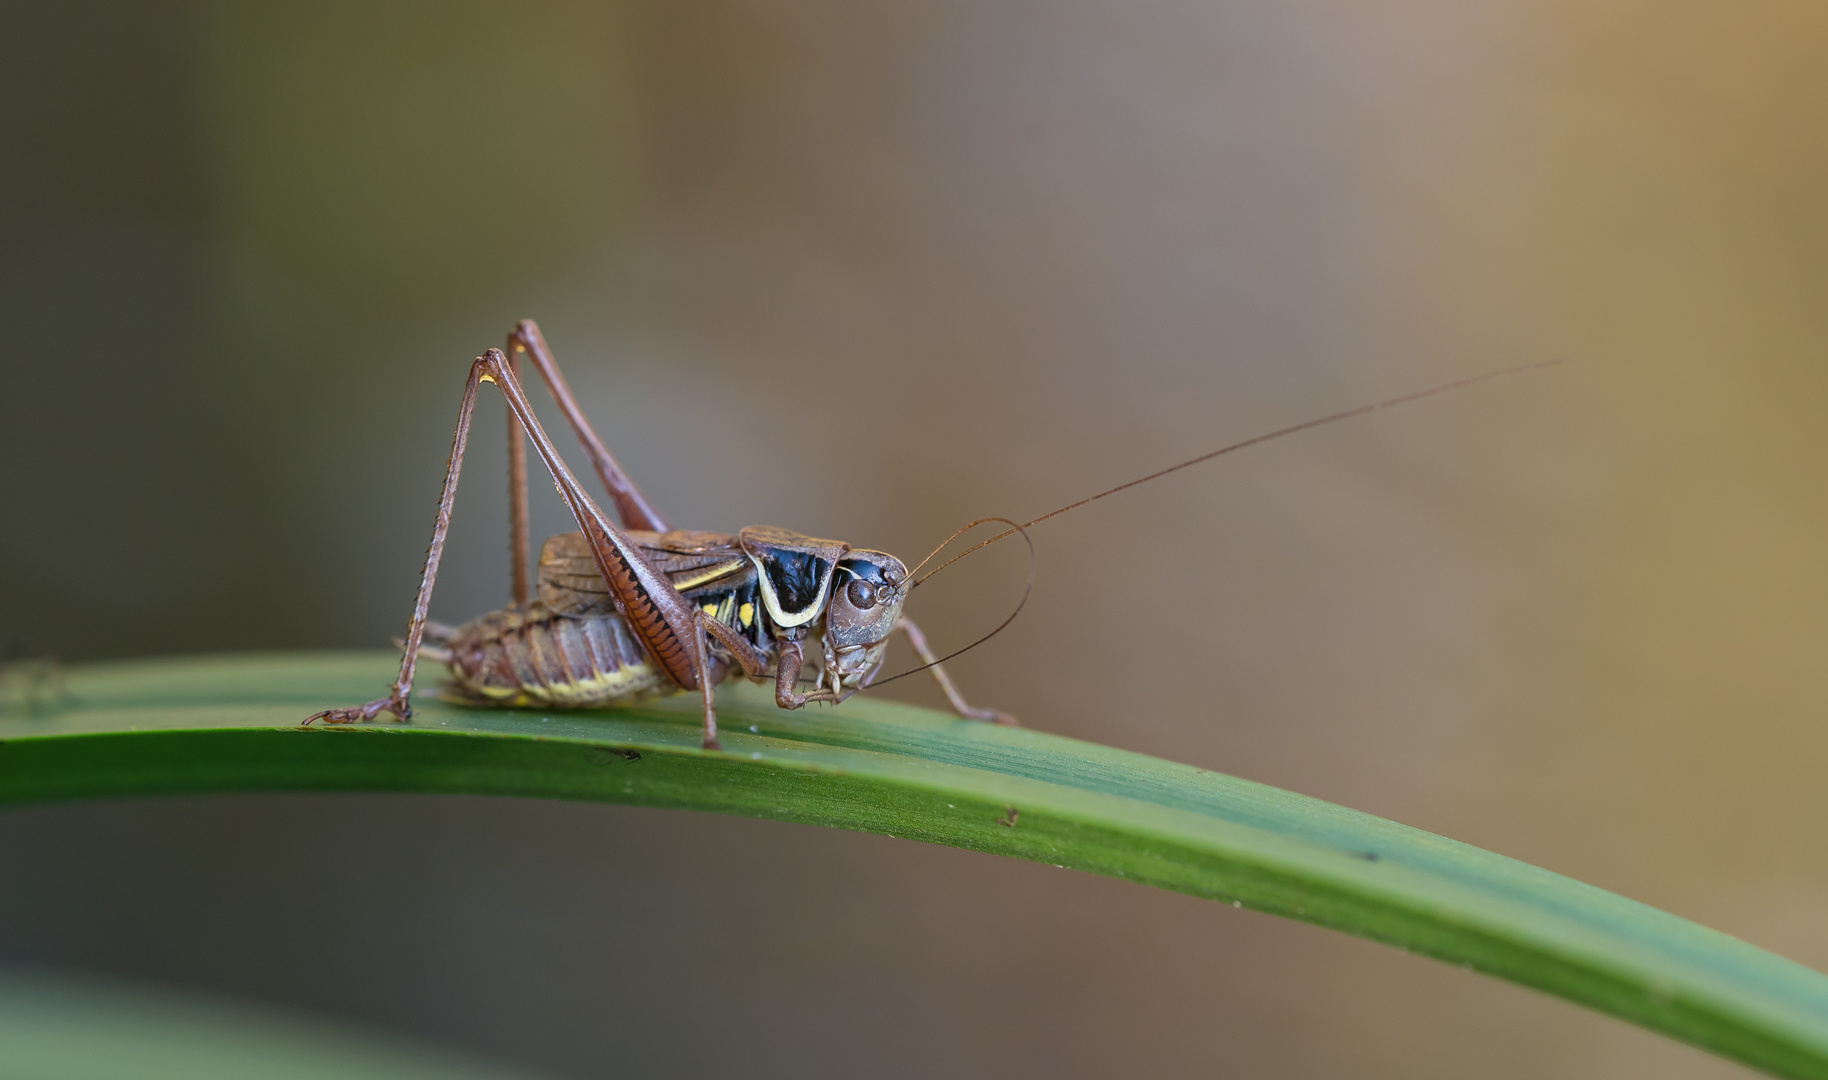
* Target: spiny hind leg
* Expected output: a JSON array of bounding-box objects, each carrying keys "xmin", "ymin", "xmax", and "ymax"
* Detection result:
[
  {"xmin": 895, "ymin": 617, "xmax": 1018, "ymax": 726},
  {"xmin": 503, "ymin": 320, "xmax": 671, "ymax": 604},
  {"xmin": 506, "ymin": 320, "xmax": 669, "ymax": 529},
  {"xmin": 390, "ymin": 620, "xmax": 457, "ymax": 665}
]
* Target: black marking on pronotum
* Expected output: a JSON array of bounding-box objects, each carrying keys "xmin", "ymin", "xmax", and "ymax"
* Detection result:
[
  {"xmin": 739, "ymin": 528, "xmax": 846, "ymax": 630},
  {"xmin": 760, "ymin": 549, "xmax": 832, "ymax": 615}
]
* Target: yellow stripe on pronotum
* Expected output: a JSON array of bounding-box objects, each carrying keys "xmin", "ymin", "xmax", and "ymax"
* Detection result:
[{"xmin": 669, "ymin": 558, "xmax": 748, "ymax": 592}]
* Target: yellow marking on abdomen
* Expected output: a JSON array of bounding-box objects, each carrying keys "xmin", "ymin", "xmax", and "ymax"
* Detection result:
[
  {"xmin": 534, "ymin": 660, "xmax": 666, "ymax": 706},
  {"xmin": 471, "ymin": 658, "xmax": 667, "ymax": 708},
  {"xmin": 739, "ymin": 602, "xmax": 754, "ymax": 627}
]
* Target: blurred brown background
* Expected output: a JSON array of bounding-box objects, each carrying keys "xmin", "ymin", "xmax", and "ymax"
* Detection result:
[{"xmin": 2, "ymin": 2, "xmax": 1825, "ymax": 1077}]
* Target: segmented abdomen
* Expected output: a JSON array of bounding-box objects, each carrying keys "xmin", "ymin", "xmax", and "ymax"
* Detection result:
[{"xmin": 443, "ymin": 604, "xmax": 670, "ymax": 708}]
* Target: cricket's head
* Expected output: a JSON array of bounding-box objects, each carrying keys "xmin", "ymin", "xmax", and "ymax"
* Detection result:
[{"xmin": 821, "ymin": 549, "xmax": 910, "ymax": 692}]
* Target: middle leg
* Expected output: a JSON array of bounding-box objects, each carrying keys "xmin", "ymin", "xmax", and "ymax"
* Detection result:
[{"xmin": 695, "ymin": 613, "xmax": 770, "ymax": 750}]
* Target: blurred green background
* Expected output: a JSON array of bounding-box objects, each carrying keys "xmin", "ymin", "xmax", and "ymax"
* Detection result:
[{"xmin": 2, "ymin": 2, "xmax": 1825, "ymax": 1077}]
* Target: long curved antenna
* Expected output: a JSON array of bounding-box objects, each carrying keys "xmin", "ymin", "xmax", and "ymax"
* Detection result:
[
  {"xmin": 866, "ymin": 517, "xmax": 1036, "ymax": 689},
  {"xmin": 915, "ymin": 359, "xmax": 1561, "ymax": 583},
  {"xmin": 905, "ymin": 516, "xmax": 1015, "ymax": 586}
]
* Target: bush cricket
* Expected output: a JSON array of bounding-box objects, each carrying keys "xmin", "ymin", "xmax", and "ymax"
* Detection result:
[{"xmin": 308, "ymin": 321, "xmax": 1553, "ymax": 749}]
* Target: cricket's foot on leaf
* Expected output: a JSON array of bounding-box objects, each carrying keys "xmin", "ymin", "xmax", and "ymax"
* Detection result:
[
  {"xmin": 776, "ymin": 688, "xmax": 843, "ymax": 711},
  {"xmin": 304, "ymin": 695, "xmax": 410, "ymax": 725},
  {"xmin": 967, "ymin": 707, "xmax": 1019, "ymax": 726}
]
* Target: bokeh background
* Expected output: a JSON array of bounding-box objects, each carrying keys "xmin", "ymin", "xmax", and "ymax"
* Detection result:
[{"xmin": 3, "ymin": 2, "xmax": 1826, "ymax": 1077}]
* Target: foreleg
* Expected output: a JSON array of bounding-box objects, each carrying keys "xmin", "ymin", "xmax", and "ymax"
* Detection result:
[{"xmin": 770, "ymin": 634, "xmax": 843, "ymax": 713}]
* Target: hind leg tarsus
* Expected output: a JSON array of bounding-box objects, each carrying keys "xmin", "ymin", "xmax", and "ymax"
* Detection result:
[{"xmin": 305, "ymin": 694, "xmax": 410, "ymax": 726}]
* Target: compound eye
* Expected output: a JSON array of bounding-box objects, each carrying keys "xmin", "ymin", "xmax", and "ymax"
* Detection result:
[{"xmin": 846, "ymin": 579, "xmax": 878, "ymax": 610}]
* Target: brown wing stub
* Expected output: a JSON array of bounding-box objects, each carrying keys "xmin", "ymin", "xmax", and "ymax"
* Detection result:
[
  {"xmin": 642, "ymin": 530, "xmax": 739, "ymax": 554},
  {"xmin": 540, "ymin": 530, "xmax": 749, "ymax": 618},
  {"xmin": 537, "ymin": 531, "xmax": 616, "ymax": 617}
]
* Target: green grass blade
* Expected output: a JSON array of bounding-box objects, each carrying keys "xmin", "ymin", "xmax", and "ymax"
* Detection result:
[
  {"xmin": 5, "ymin": 652, "xmax": 1826, "ymax": 1078},
  {"xmin": 0, "ymin": 969, "xmax": 554, "ymax": 1080}
]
